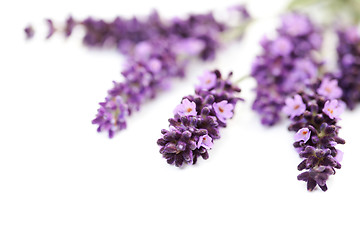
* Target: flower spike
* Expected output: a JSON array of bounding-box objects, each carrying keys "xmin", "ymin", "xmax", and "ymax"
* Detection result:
[{"xmin": 157, "ymin": 70, "xmax": 242, "ymax": 167}]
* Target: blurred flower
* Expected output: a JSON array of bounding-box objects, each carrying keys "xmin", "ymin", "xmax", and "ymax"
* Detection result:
[
  {"xmin": 337, "ymin": 27, "xmax": 360, "ymax": 109},
  {"xmin": 252, "ymin": 13, "xmax": 322, "ymax": 126},
  {"xmin": 317, "ymin": 78, "xmax": 343, "ymax": 99}
]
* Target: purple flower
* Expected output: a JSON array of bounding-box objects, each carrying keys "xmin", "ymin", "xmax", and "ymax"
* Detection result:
[
  {"xmin": 157, "ymin": 70, "xmax": 241, "ymax": 167},
  {"xmin": 283, "ymin": 94, "xmax": 306, "ymax": 119},
  {"xmin": 213, "ymin": 100, "xmax": 234, "ymax": 123},
  {"xmin": 174, "ymin": 99, "xmax": 197, "ymax": 117},
  {"xmin": 271, "ymin": 37, "xmax": 292, "ymax": 56},
  {"xmin": 337, "ymin": 27, "xmax": 360, "ymax": 109},
  {"xmin": 252, "ymin": 13, "xmax": 322, "ymax": 126},
  {"xmin": 197, "ymin": 135, "xmax": 213, "ymax": 149},
  {"xmin": 323, "ymin": 100, "xmax": 345, "ymax": 120},
  {"xmin": 317, "ymin": 78, "xmax": 343, "ymax": 99},
  {"xmin": 281, "ymin": 14, "xmax": 311, "ymax": 37},
  {"xmin": 147, "ymin": 58, "xmax": 162, "ymax": 73},
  {"xmin": 294, "ymin": 128, "xmax": 311, "ymax": 143},
  {"xmin": 335, "ymin": 150, "xmax": 344, "ymax": 163},
  {"xmin": 198, "ymin": 71, "xmax": 217, "ymax": 90},
  {"xmin": 172, "ymin": 38, "xmax": 205, "ymax": 56},
  {"xmin": 288, "ymin": 89, "xmax": 345, "ymax": 192},
  {"xmin": 87, "ymin": 8, "xmax": 251, "ymax": 138}
]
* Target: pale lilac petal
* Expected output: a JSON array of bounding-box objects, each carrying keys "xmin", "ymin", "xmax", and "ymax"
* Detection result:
[
  {"xmin": 197, "ymin": 135, "xmax": 213, "ymax": 149},
  {"xmin": 213, "ymin": 100, "xmax": 234, "ymax": 122},
  {"xmin": 198, "ymin": 71, "xmax": 217, "ymax": 90},
  {"xmin": 294, "ymin": 128, "xmax": 311, "ymax": 143}
]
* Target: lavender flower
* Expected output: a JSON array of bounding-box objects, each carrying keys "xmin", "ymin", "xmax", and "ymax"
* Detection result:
[
  {"xmin": 322, "ymin": 100, "xmax": 345, "ymax": 120},
  {"xmin": 284, "ymin": 78, "xmax": 345, "ymax": 191},
  {"xmin": 283, "ymin": 94, "xmax": 306, "ymax": 119},
  {"xmin": 91, "ymin": 8, "xmax": 250, "ymax": 138},
  {"xmin": 252, "ymin": 13, "xmax": 322, "ymax": 126},
  {"xmin": 32, "ymin": 10, "xmax": 248, "ymax": 61},
  {"xmin": 337, "ymin": 27, "xmax": 360, "ymax": 109},
  {"xmin": 157, "ymin": 70, "xmax": 242, "ymax": 167},
  {"xmin": 92, "ymin": 39, "xmax": 186, "ymax": 138},
  {"xmin": 317, "ymin": 78, "xmax": 343, "ymax": 100}
]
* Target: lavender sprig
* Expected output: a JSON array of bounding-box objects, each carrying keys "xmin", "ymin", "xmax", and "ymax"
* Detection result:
[
  {"xmin": 251, "ymin": 13, "xmax": 322, "ymax": 126},
  {"xmin": 337, "ymin": 27, "xmax": 360, "ymax": 109},
  {"xmin": 30, "ymin": 9, "xmax": 250, "ymax": 61},
  {"xmin": 284, "ymin": 77, "xmax": 345, "ymax": 191},
  {"xmin": 92, "ymin": 39, "xmax": 186, "ymax": 138},
  {"xmin": 157, "ymin": 70, "xmax": 242, "ymax": 167}
]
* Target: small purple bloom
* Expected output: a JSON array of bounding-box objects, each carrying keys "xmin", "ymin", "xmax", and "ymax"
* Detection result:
[
  {"xmin": 197, "ymin": 135, "xmax": 213, "ymax": 149},
  {"xmin": 213, "ymin": 100, "xmax": 234, "ymax": 123},
  {"xmin": 323, "ymin": 100, "xmax": 345, "ymax": 119},
  {"xmin": 198, "ymin": 71, "xmax": 217, "ymax": 90},
  {"xmin": 317, "ymin": 78, "xmax": 343, "ymax": 99},
  {"xmin": 174, "ymin": 98, "xmax": 197, "ymax": 117},
  {"xmin": 283, "ymin": 94, "xmax": 306, "ymax": 119},
  {"xmin": 335, "ymin": 150, "xmax": 344, "ymax": 163},
  {"xmin": 134, "ymin": 41, "xmax": 152, "ymax": 59},
  {"xmin": 282, "ymin": 14, "xmax": 311, "ymax": 37},
  {"xmin": 294, "ymin": 128, "xmax": 311, "ymax": 143},
  {"xmin": 271, "ymin": 37, "xmax": 292, "ymax": 56},
  {"xmin": 172, "ymin": 38, "xmax": 205, "ymax": 56},
  {"xmin": 147, "ymin": 58, "xmax": 162, "ymax": 73}
]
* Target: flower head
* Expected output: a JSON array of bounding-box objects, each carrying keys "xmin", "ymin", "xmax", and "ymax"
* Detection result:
[
  {"xmin": 158, "ymin": 70, "xmax": 241, "ymax": 167},
  {"xmin": 174, "ymin": 98, "xmax": 197, "ymax": 117},
  {"xmin": 283, "ymin": 94, "xmax": 306, "ymax": 119},
  {"xmin": 317, "ymin": 78, "xmax": 343, "ymax": 99},
  {"xmin": 197, "ymin": 135, "xmax": 213, "ymax": 149},
  {"xmin": 288, "ymin": 90, "xmax": 345, "ymax": 192},
  {"xmin": 271, "ymin": 37, "xmax": 292, "ymax": 56},
  {"xmin": 198, "ymin": 71, "xmax": 217, "ymax": 90},
  {"xmin": 213, "ymin": 100, "xmax": 234, "ymax": 122},
  {"xmin": 323, "ymin": 100, "xmax": 345, "ymax": 120},
  {"xmin": 282, "ymin": 14, "xmax": 311, "ymax": 37},
  {"xmin": 294, "ymin": 128, "xmax": 311, "ymax": 143}
]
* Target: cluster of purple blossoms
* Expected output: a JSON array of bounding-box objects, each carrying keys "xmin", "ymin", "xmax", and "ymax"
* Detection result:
[
  {"xmin": 283, "ymin": 77, "xmax": 345, "ymax": 191},
  {"xmin": 337, "ymin": 27, "xmax": 360, "ymax": 109},
  {"xmin": 90, "ymin": 9, "xmax": 250, "ymax": 137},
  {"xmin": 92, "ymin": 39, "xmax": 187, "ymax": 137},
  {"xmin": 251, "ymin": 13, "xmax": 323, "ymax": 126},
  {"xmin": 27, "ymin": 9, "xmax": 250, "ymax": 61},
  {"xmin": 157, "ymin": 70, "xmax": 242, "ymax": 167}
]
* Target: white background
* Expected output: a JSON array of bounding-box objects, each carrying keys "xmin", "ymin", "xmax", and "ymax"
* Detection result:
[{"xmin": 1, "ymin": 0, "xmax": 360, "ymax": 239}]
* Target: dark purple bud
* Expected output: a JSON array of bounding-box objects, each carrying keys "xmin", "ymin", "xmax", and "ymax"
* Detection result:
[
  {"xmin": 164, "ymin": 143, "xmax": 177, "ymax": 153},
  {"xmin": 201, "ymin": 107, "xmax": 211, "ymax": 115},
  {"xmin": 307, "ymin": 179, "xmax": 317, "ymax": 191},
  {"xmin": 297, "ymin": 160, "xmax": 307, "ymax": 171},
  {"xmin": 204, "ymin": 95, "xmax": 215, "ymax": 104},
  {"xmin": 176, "ymin": 142, "xmax": 186, "ymax": 152},
  {"xmin": 24, "ymin": 25, "xmax": 35, "ymax": 39}
]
